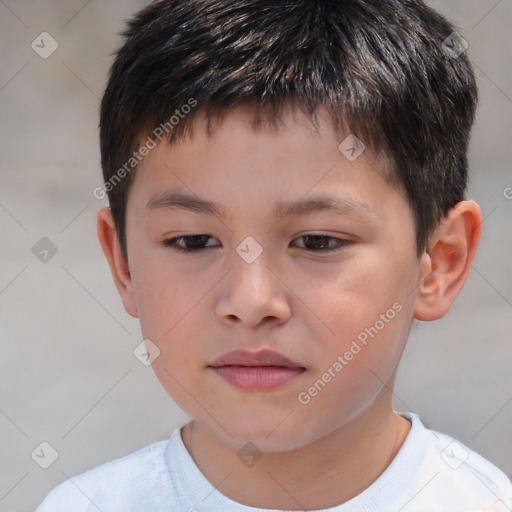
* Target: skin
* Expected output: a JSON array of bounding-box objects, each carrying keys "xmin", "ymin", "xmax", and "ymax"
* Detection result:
[{"xmin": 98, "ymin": 103, "xmax": 482, "ymax": 509}]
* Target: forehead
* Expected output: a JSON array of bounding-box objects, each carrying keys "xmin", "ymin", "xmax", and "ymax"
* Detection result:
[{"xmin": 129, "ymin": 103, "xmax": 406, "ymax": 223}]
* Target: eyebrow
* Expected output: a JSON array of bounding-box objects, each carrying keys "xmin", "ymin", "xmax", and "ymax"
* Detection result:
[{"xmin": 146, "ymin": 192, "xmax": 377, "ymax": 222}]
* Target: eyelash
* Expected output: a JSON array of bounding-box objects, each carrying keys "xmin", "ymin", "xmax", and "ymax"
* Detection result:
[{"xmin": 162, "ymin": 234, "xmax": 351, "ymax": 254}]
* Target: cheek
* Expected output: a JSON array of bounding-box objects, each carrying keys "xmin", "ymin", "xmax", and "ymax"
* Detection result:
[
  {"xmin": 297, "ymin": 303, "xmax": 410, "ymax": 430},
  {"xmin": 313, "ymin": 256, "xmax": 402, "ymax": 332},
  {"xmin": 132, "ymin": 260, "xmax": 195, "ymax": 337},
  {"xmin": 309, "ymin": 250, "xmax": 415, "ymax": 370},
  {"xmin": 131, "ymin": 262, "xmax": 208, "ymax": 376}
]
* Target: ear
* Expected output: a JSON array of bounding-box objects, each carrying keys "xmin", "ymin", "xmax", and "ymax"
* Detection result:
[
  {"xmin": 413, "ymin": 200, "xmax": 482, "ymax": 321},
  {"xmin": 97, "ymin": 207, "xmax": 139, "ymax": 318}
]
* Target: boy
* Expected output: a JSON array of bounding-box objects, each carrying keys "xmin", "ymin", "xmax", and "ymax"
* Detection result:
[{"xmin": 36, "ymin": 0, "xmax": 512, "ymax": 510}]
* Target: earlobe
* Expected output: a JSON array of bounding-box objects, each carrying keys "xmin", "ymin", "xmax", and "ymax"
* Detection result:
[
  {"xmin": 413, "ymin": 200, "xmax": 482, "ymax": 321},
  {"xmin": 97, "ymin": 207, "xmax": 139, "ymax": 318}
]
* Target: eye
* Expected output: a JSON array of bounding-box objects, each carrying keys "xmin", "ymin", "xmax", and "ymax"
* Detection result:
[
  {"xmin": 163, "ymin": 233, "xmax": 350, "ymax": 254},
  {"xmin": 292, "ymin": 234, "xmax": 351, "ymax": 253},
  {"xmin": 162, "ymin": 234, "xmax": 219, "ymax": 253}
]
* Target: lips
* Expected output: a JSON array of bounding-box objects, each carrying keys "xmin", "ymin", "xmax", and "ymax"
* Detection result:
[
  {"xmin": 210, "ymin": 349, "xmax": 304, "ymax": 368},
  {"xmin": 209, "ymin": 349, "xmax": 306, "ymax": 391}
]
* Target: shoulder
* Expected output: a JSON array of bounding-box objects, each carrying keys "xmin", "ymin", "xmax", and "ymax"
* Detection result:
[
  {"xmin": 425, "ymin": 426, "xmax": 512, "ymax": 492},
  {"xmin": 405, "ymin": 413, "xmax": 512, "ymax": 509},
  {"xmin": 35, "ymin": 438, "xmax": 172, "ymax": 512}
]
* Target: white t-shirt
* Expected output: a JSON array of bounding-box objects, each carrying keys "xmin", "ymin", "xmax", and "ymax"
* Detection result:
[{"xmin": 35, "ymin": 413, "xmax": 512, "ymax": 512}]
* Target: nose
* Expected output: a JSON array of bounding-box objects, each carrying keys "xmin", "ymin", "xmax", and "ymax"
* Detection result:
[{"xmin": 215, "ymin": 248, "xmax": 292, "ymax": 329}]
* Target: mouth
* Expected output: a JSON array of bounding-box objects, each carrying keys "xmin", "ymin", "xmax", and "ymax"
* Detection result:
[{"xmin": 208, "ymin": 349, "xmax": 306, "ymax": 391}]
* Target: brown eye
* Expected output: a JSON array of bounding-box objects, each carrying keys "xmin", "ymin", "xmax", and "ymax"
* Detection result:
[
  {"xmin": 163, "ymin": 234, "xmax": 219, "ymax": 253},
  {"xmin": 293, "ymin": 235, "xmax": 349, "ymax": 252}
]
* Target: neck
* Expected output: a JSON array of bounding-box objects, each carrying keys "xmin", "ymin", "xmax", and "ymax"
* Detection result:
[{"xmin": 181, "ymin": 403, "xmax": 411, "ymax": 510}]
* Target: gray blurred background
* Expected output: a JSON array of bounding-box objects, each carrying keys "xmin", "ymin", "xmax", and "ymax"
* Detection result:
[{"xmin": 0, "ymin": 1, "xmax": 511, "ymax": 510}]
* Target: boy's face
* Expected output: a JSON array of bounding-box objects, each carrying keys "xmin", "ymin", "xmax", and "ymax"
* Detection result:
[{"xmin": 120, "ymin": 104, "xmax": 423, "ymax": 451}]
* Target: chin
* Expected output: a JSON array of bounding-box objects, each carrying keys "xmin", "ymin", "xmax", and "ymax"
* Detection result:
[{"xmin": 211, "ymin": 414, "xmax": 323, "ymax": 453}]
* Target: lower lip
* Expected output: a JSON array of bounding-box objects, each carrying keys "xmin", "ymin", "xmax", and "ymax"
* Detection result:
[{"xmin": 211, "ymin": 366, "xmax": 305, "ymax": 391}]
